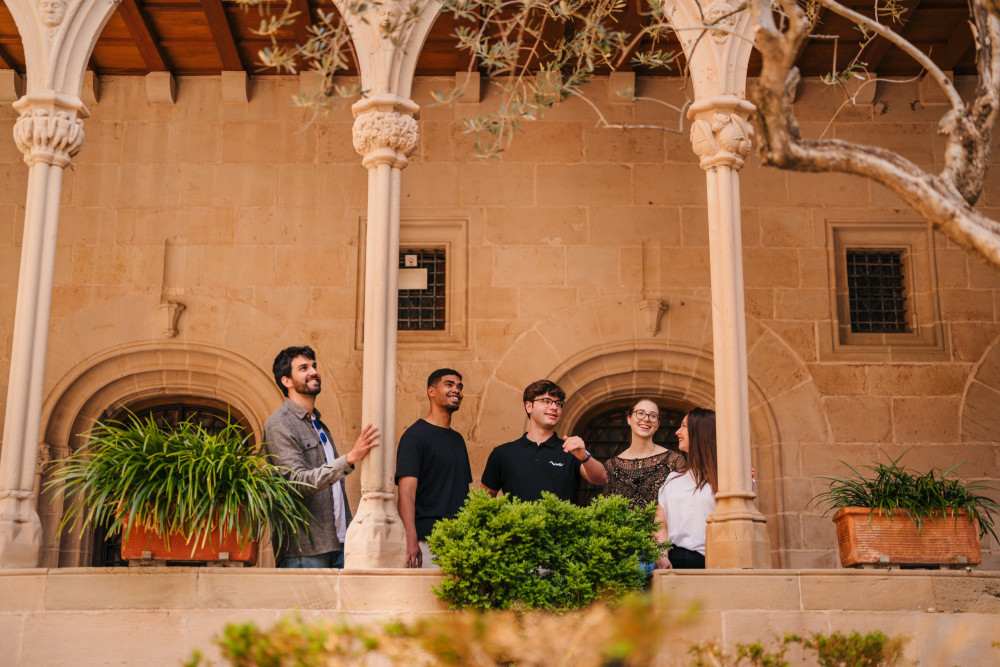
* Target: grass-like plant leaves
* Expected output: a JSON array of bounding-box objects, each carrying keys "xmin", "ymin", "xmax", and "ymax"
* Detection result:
[
  {"xmin": 811, "ymin": 450, "xmax": 1000, "ymax": 542},
  {"xmin": 46, "ymin": 412, "xmax": 313, "ymax": 557}
]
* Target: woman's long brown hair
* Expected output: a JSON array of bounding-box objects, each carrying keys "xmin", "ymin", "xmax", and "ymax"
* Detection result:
[{"xmin": 685, "ymin": 408, "xmax": 718, "ymax": 494}]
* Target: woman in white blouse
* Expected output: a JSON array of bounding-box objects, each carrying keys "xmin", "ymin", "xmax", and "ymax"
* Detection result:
[{"xmin": 652, "ymin": 408, "xmax": 717, "ymax": 569}]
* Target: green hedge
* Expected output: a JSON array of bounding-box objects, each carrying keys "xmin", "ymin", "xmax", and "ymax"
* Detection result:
[{"xmin": 427, "ymin": 490, "xmax": 664, "ymax": 610}]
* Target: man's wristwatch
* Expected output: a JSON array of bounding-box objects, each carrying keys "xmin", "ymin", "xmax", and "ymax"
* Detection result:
[{"xmin": 582, "ymin": 451, "xmax": 592, "ymax": 463}]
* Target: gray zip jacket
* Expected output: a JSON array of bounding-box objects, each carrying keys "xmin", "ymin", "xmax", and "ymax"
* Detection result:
[{"xmin": 263, "ymin": 398, "xmax": 354, "ymax": 560}]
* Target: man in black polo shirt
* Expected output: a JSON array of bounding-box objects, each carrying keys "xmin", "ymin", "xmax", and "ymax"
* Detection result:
[
  {"xmin": 481, "ymin": 379, "xmax": 607, "ymax": 503},
  {"xmin": 395, "ymin": 368, "xmax": 473, "ymax": 568}
]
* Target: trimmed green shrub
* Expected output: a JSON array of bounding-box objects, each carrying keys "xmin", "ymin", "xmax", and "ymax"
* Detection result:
[{"xmin": 426, "ymin": 490, "xmax": 664, "ymax": 610}]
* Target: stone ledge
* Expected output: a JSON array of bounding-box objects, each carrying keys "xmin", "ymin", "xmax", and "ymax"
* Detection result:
[{"xmin": 2, "ymin": 569, "xmax": 999, "ymax": 665}]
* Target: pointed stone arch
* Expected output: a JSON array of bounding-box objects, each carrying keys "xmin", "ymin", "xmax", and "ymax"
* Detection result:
[
  {"xmin": 36, "ymin": 341, "xmax": 288, "ymax": 567},
  {"xmin": 961, "ymin": 334, "xmax": 1000, "ymax": 443},
  {"xmin": 475, "ymin": 295, "xmax": 831, "ymax": 566}
]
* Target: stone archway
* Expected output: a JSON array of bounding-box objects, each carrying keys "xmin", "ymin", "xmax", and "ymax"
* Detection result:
[
  {"xmin": 475, "ymin": 295, "xmax": 831, "ymax": 567},
  {"xmin": 36, "ymin": 342, "xmax": 288, "ymax": 567}
]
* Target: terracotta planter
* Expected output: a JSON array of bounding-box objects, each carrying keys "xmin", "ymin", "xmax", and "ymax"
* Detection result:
[
  {"xmin": 120, "ymin": 522, "xmax": 259, "ymax": 566},
  {"xmin": 833, "ymin": 507, "xmax": 981, "ymax": 568}
]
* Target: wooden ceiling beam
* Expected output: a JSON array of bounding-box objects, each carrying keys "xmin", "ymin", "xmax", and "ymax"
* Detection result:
[
  {"xmin": 119, "ymin": 0, "xmax": 170, "ymax": 71},
  {"xmin": 933, "ymin": 18, "xmax": 974, "ymax": 71},
  {"xmin": 200, "ymin": 0, "xmax": 243, "ymax": 70},
  {"xmin": 0, "ymin": 43, "xmax": 16, "ymax": 70},
  {"xmin": 289, "ymin": 0, "xmax": 313, "ymax": 46}
]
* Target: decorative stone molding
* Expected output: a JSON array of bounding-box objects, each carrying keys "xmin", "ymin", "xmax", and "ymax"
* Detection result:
[
  {"xmin": 688, "ymin": 96, "xmax": 755, "ymax": 170},
  {"xmin": 702, "ymin": 0, "xmax": 740, "ymax": 43},
  {"xmin": 35, "ymin": 442, "xmax": 52, "ymax": 475},
  {"xmin": 662, "ymin": 0, "xmax": 754, "ymax": 99},
  {"xmin": 37, "ymin": 0, "xmax": 69, "ymax": 40},
  {"xmin": 158, "ymin": 300, "xmax": 185, "ymax": 338},
  {"xmin": 352, "ymin": 109, "xmax": 419, "ymax": 168},
  {"xmin": 11, "ymin": 94, "xmax": 86, "ymax": 167}
]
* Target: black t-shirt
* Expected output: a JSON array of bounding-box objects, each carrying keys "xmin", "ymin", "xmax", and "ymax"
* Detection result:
[
  {"xmin": 394, "ymin": 419, "xmax": 473, "ymax": 540},
  {"xmin": 480, "ymin": 433, "xmax": 582, "ymax": 504}
]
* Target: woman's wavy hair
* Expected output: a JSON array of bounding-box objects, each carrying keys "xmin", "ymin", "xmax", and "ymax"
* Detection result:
[{"xmin": 685, "ymin": 407, "xmax": 718, "ymax": 494}]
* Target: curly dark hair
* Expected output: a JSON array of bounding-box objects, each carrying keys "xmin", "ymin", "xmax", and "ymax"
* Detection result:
[{"xmin": 272, "ymin": 346, "xmax": 315, "ymax": 397}]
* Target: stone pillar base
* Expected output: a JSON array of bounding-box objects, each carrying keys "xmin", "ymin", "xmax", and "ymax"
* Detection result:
[
  {"xmin": 705, "ymin": 507, "xmax": 771, "ymax": 568},
  {"xmin": 0, "ymin": 495, "xmax": 42, "ymax": 568},
  {"xmin": 343, "ymin": 492, "xmax": 406, "ymax": 568}
]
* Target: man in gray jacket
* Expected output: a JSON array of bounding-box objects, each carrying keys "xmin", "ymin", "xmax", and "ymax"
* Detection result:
[{"xmin": 264, "ymin": 345, "xmax": 379, "ymax": 568}]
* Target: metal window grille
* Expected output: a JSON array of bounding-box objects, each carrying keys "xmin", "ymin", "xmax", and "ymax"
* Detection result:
[
  {"xmin": 846, "ymin": 249, "xmax": 910, "ymax": 334},
  {"xmin": 398, "ymin": 248, "xmax": 446, "ymax": 331}
]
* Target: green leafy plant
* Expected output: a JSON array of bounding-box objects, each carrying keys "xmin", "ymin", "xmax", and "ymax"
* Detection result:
[
  {"xmin": 46, "ymin": 412, "xmax": 312, "ymax": 555},
  {"xmin": 190, "ymin": 607, "xmax": 910, "ymax": 667},
  {"xmin": 811, "ymin": 451, "xmax": 1000, "ymax": 542},
  {"xmin": 799, "ymin": 630, "xmax": 907, "ymax": 667},
  {"xmin": 690, "ymin": 631, "xmax": 907, "ymax": 667},
  {"xmin": 426, "ymin": 489, "xmax": 664, "ymax": 611}
]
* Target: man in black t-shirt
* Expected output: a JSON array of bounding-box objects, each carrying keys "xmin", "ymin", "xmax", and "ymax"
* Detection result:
[
  {"xmin": 481, "ymin": 379, "xmax": 607, "ymax": 503},
  {"xmin": 395, "ymin": 368, "xmax": 473, "ymax": 568}
]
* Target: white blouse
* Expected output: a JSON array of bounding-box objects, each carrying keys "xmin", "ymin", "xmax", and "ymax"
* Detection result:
[{"xmin": 657, "ymin": 470, "xmax": 717, "ymax": 555}]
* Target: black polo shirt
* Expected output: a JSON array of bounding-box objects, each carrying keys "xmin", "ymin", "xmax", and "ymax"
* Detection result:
[{"xmin": 480, "ymin": 433, "xmax": 582, "ymax": 504}]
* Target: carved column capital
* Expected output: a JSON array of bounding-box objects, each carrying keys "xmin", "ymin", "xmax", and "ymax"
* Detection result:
[
  {"xmin": 687, "ymin": 96, "xmax": 756, "ymax": 171},
  {"xmin": 12, "ymin": 92, "xmax": 87, "ymax": 167},
  {"xmin": 351, "ymin": 94, "xmax": 420, "ymax": 169},
  {"xmin": 35, "ymin": 442, "xmax": 52, "ymax": 476}
]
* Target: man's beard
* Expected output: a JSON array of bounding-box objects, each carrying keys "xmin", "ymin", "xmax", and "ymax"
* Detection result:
[{"xmin": 294, "ymin": 378, "xmax": 321, "ymax": 396}]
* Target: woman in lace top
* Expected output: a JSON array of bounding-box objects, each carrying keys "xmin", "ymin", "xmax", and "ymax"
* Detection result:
[{"xmin": 602, "ymin": 398, "xmax": 686, "ymax": 509}]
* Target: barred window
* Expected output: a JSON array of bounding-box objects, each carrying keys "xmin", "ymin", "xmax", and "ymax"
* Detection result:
[
  {"xmin": 398, "ymin": 248, "xmax": 446, "ymax": 331},
  {"xmin": 846, "ymin": 249, "xmax": 910, "ymax": 334}
]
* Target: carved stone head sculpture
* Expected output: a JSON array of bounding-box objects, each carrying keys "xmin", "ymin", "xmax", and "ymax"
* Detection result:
[{"xmin": 37, "ymin": 0, "xmax": 69, "ymax": 30}]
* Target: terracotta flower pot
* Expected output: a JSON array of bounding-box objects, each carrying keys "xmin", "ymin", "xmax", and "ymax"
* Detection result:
[
  {"xmin": 120, "ymin": 522, "xmax": 259, "ymax": 566},
  {"xmin": 833, "ymin": 507, "xmax": 981, "ymax": 568}
]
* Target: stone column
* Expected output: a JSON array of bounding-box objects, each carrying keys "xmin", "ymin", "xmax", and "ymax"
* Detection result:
[
  {"xmin": 688, "ymin": 98, "xmax": 771, "ymax": 568},
  {"xmin": 0, "ymin": 94, "xmax": 86, "ymax": 567},
  {"xmin": 343, "ymin": 95, "xmax": 419, "ymax": 568},
  {"xmin": 663, "ymin": 0, "xmax": 771, "ymax": 567},
  {"xmin": 0, "ymin": 0, "xmax": 119, "ymax": 568}
]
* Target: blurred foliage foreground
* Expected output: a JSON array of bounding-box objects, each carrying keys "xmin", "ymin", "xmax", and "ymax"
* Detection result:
[{"xmin": 187, "ymin": 594, "xmax": 910, "ymax": 667}]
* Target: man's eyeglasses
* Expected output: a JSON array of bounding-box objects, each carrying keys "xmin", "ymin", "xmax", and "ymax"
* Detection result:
[
  {"xmin": 630, "ymin": 410, "xmax": 659, "ymax": 423},
  {"xmin": 533, "ymin": 397, "xmax": 565, "ymax": 409}
]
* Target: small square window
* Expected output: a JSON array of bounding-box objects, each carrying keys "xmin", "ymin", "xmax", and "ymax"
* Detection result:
[
  {"xmin": 822, "ymin": 221, "xmax": 947, "ymax": 361},
  {"xmin": 398, "ymin": 248, "xmax": 446, "ymax": 331},
  {"xmin": 355, "ymin": 217, "xmax": 470, "ymax": 349},
  {"xmin": 845, "ymin": 250, "xmax": 910, "ymax": 334}
]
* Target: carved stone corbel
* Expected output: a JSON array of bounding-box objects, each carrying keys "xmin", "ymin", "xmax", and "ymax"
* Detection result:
[
  {"xmin": 159, "ymin": 300, "xmax": 185, "ymax": 338},
  {"xmin": 638, "ymin": 298, "xmax": 668, "ymax": 337}
]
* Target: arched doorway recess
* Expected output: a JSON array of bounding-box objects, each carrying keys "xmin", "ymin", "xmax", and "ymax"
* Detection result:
[{"xmin": 37, "ymin": 343, "xmax": 285, "ymax": 567}]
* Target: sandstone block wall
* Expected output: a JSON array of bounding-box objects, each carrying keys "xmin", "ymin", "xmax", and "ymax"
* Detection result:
[{"xmin": 0, "ymin": 74, "xmax": 998, "ymax": 568}]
